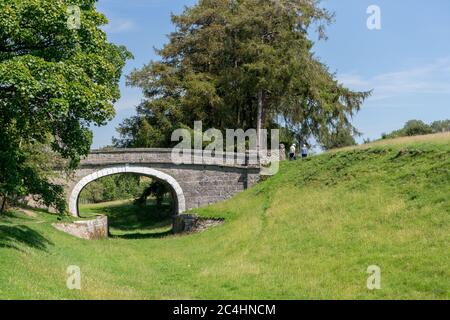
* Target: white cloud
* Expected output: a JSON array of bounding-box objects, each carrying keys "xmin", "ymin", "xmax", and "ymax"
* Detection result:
[
  {"xmin": 102, "ymin": 18, "xmax": 137, "ymax": 34},
  {"xmin": 338, "ymin": 58, "xmax": 450, "ymax": 101}
]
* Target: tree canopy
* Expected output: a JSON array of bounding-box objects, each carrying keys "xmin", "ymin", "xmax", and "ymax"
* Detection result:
[
  {"xmin": 382, "ymin": 119, "xmax": 450, "ymax": 140},
  {"xmin": 79, "ymin": 174, "xmax": 149, "ymax": 204},
  {"xmin": 0, "ymin": 0, "xmax": 131, "ymax": 212},
  {"xmin": 115, "ymin": 0, "xmax": 370, "ymax": 149}
]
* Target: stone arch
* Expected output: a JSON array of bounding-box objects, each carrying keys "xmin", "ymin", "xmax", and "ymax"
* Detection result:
[{"xmin": 68, "ymin": 166, "xmax": 186, "ymax": 217}]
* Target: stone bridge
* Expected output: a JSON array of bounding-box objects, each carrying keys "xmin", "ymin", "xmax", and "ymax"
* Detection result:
[{"xmin": 64, "ymin": 149, "xmax": 262, "ymax": 217}]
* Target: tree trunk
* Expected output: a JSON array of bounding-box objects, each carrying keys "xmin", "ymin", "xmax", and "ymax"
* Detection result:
[
  {"xmin": 257, "ymin": 90, "xmax": 267, "ymax": 153},
  {"xmin": 0, "ymin": 195, "xmax": 7, "ymax": 214}
]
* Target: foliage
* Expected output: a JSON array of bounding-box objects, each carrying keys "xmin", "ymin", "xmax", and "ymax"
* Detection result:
[
  {"xmin": 0, "ymin": 134, "xmax": 448, "ymax": 299},
  {"xmin": 318, "ymin": 127, "xmax": 358, "ymax": 150},
  {"xmin": 0, "ymin": 0, "xmax": 131, "ymax": 212},
  {"xmin": 382, "ymin": 119, "xmax": 449, "ymax": 139},
  {"xmin": 79, "ymin": 174, "xmax": 149, "ymax": 204},
  {"xmin": 114, "ymin": 0, "xmax": 369, "ymax": 148},
  {"xmin": 134, "ymin": 180, "xmax": 172, "ymax": 209},
  {"xmin": 430, "ymin": 119, "xmax": 450, "ymax": 133}
]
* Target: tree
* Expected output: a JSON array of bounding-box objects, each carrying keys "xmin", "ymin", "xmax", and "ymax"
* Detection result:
[
  {"xmin": 382, "ymin": 120, "xmax": 434, "ymax": 139},
  {"xmin": 79, "ymin": 177, "xmax": 105, "ymax": 204},
  {"xmin": 319, "ymin": 127, "xmax": 358, "ymax": 150},
  {"xmin": 430, "ymin": 120, "xmax": 450, "ymax": 133},
  {"xmin": 0, "ymin": 0, "xmax": 131, "ymax": 213},
  {"xmin": 403, "ymin": 120, "xmax": 433, "ymax": 136},
  {"xmin": 135, "ymin": 181, "xmax": 171, "ymax": 210},
  {"xmin": 115, "ymin": 0, "xmax": 369, "ymax": 149},
  {"xmin": 79, "ymin": 174, "xmax": 146, "ymax": 204}
]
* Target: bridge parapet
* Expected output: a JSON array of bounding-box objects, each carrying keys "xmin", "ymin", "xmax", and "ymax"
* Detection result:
[{"xmin": 82, "ymin": 148, "xmax": 263, "ymax": 168}]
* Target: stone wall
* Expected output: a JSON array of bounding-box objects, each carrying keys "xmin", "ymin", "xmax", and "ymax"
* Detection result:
[
  {"xmin": 172, "ymin": 214, "xmax": 198, "ymax": 233},
  {"xmin": 172, "ymin": 214, "xmax": 224, "ymax": 234},
  {"xmin": 53, "ymin": 216, "xmax": 108, "ymax": 240}
]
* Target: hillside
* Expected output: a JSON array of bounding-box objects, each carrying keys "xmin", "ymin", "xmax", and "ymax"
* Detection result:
[{"xmin": 0, "ymin": 133, "xmax": 449, "ymax": 299}]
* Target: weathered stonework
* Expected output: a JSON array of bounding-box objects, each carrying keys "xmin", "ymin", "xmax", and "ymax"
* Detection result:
[
  {"xmin": 172, "ymin": 214, "xmax": 224, "ymax": 234},
  {"xmin": 60, "ymin": 148, "xmax": 264, "ymax": 217},
  {"xmin": 172, "ymin": 214, "xmax": 198, "ymax": 233},
  {"xmin": 52, "ymin": 216, "xmax": 108, "ymax": 240}
]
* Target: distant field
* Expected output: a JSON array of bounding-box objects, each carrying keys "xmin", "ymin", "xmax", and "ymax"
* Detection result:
[
  {"xmin": 336, "ymin": 132, "xmax": 450, "ymax": 152},
  {"xmin": 0, "ymin": 134, "xmax": 449, "ymax": 299}
]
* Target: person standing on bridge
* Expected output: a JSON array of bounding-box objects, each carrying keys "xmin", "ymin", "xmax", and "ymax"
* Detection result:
[{"xmin": 289, "ymin": 143, "xmax": 297, "ymax": 161}]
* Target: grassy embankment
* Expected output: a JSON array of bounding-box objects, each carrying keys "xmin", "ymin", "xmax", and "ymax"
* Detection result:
[{"xmin": 0, "ymin": 133, "xmax": 449, "ymax": 299}]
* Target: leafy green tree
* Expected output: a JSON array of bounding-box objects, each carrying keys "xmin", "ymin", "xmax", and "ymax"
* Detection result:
[
  {"xmin": 134, "ymin": 180, "xmax": 174, "ymax": 217},
  {"xmin": 430, "ymin": 120, "xmax": 450, "ymax": 133},
  {"xmin": 319, "ymin": 127, "xmax": 358, "ymax": 150},
  {"xmin": 115, "ymin": 0, "xmax": 369, "ymax": 149},
  {"xmin": 0, "ymin": 0, "xmax": 131, "ymax": 213},
  {"xmin": 79, "ymin": 177, "xmax": 105, "ymax": 204},
  {"xmin": 382, "ymin": 120, "xmax": 434, "ymax": 139},
  {"xmin": 135, "ymin": 180, "xmax": 172, "ymax": 216},
  {"xmin": 403, "ymin": 120, "xmax": 433, "ymax": 136},
  {"xmin": 79, "ymin": 174, "xmax": 147, "ymax": 204}
]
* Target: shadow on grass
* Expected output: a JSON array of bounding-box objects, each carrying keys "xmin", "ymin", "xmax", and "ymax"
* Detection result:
[
  {"xmin": 0, "ymin": 224, "xmax": 53, "ymax": 251},
  {"xmin": 112, "ymin": 229, "xmax": 173, "ymax": 240}
]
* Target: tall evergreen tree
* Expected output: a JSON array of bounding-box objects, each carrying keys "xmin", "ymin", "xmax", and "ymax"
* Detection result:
[{"xmin": 115, "ymin": 0, "xmax": 370, "ymax": 148}]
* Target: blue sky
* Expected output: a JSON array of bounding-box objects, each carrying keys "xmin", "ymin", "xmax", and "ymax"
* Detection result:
[{"xmin": 92, "ymin": 0, "xmax": 450, "ymax": 148}]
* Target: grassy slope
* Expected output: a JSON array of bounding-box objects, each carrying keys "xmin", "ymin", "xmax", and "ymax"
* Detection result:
[{"xmin": 0, "ymin": 133, "xmax": 449, "ymax": 299}]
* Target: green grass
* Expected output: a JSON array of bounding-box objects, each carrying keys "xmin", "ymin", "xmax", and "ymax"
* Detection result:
[{"xmin": 0, "ymin": 134, "xmax": 449, "ymax": 299}]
